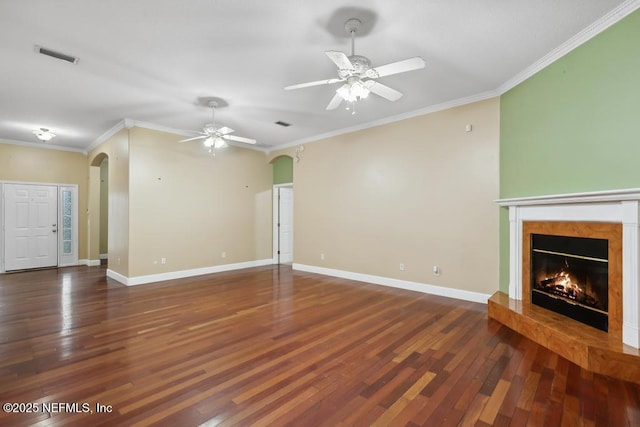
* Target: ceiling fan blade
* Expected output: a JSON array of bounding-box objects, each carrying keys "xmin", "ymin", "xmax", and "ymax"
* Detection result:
[
  {"xmin": 179, "ymin": 135, "xmax": 207, "ymax": 142},
  {"xmin": 326, "ymin": 92, "xmax": 343, "ymax": 110},
  {"xmin": 369, "ymin": 57, "xmax": 426, "ymax": 78},
  {"xmin": 285, "ymin": 78, "xmax": 342, "ymax": 90},
  {"xmin": 325, "ymin": 51, "xmax": 355, "ymax": 71},
  {"xmin": 224, "ymin": 134, "xmax": 256, "ymax": 145},
  {"xmin": 216, "ymin": 126, "xmax": 234, "ymax": 135},
  {"xmin": 368, "ymin": 81, "xmax": 403, "ymax": 101}
]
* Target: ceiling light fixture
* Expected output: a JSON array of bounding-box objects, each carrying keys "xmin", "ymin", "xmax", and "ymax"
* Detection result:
[
  {"xmin": 33, "ymin": 128, "xmax": 56, "ymax": 142},
  {"xmin": 332, "ymin": 20, "xmax": 374, "ymax": 115},
  {"xmin": 203, "ymin": 136, "xmax": 227, "ymax": 152},
  {"xmin": 179, "ymin": 98, "xmax": 256, "ymax": 156},
  {"xmin": 284, "ymin": 16, "xmax": 424, "ymax": 114},
  {"xmin": 336, "ymin": 77, "xmax": 371, "ymax": 103}
]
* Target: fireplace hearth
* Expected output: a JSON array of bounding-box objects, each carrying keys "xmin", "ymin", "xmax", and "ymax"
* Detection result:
[{"xmin": 531, "ymin": 233, "xmax": 608, "ymax": 331}]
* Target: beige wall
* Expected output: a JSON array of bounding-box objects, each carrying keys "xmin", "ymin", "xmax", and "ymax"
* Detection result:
[
  {"xmin": 272, "ymin": 97, "xmax": 500, "ymax": 295},
  {"xmin": 88, "ymin": 129, "xmax": 130, "ymax": 276},
  {"xmin": 127, "ymin": 127, "xmax": 272, "ymax": 277},
  {"xmin": 0, "ymin": 142, "xmax": 89, "ymax": 260}
]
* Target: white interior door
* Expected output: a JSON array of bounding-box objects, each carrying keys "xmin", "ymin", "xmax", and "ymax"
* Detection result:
[
  {"xmin": 278, "ymin": 187, "xmax": 293, "ymax": 264},
  {"xmin": 4, "ymin": 184, "xmax": 58, "ymax": 271}
]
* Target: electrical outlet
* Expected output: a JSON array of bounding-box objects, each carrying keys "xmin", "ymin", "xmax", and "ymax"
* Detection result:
[
  {"xmin": 221, "ymin": 251, "xmax": 226, "ymax": 258},
  {"xmin": 320, "ymin": 253, "xmax": 325, "ymax": 261},
  {"xmin": 399, "ymin": 263, "xmax": 405, "ymax": 271},
  {"xmin": 161, "ymin": 258, "xmax": 166, "ymax": 265}
]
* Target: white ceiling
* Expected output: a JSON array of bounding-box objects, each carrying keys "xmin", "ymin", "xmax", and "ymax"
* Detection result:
[{"xmin": 0, "ymin": 0, "xmax": 635, "ymax": 153}]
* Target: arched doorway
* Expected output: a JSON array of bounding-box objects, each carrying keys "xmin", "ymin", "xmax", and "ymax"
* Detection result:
[{"xmin": 90, "ymin": 153, "xmax": 109, "ymax": 266}]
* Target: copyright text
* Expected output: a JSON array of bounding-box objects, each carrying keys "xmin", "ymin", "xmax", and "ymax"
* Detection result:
[{"xmin": 2, "ymin": 402, "xmax": 113, "ymax": 414}]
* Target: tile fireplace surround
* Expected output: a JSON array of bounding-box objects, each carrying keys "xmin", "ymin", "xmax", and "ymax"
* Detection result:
[{"xmin": 490, "ymin": 188, "xmax": 640, "ymax": 382}]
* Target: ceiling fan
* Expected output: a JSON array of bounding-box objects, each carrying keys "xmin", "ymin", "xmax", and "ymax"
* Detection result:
[
  {"xmin": 180, "ymin": 100, "xmax": 256, "ymax": 153},
  {"xmin": 285, "ymin": 18, "xmax": 426, "ymax": 112}
]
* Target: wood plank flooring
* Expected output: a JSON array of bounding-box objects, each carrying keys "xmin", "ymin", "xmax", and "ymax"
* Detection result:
[{"xmin": 1, "ymin": 264, "xmax": 639, "ymax": 426}]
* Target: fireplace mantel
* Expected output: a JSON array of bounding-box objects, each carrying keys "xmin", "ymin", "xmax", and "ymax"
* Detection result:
[
  {"xmin": 497, "ymin": 188, "xmax": 640, "ymax": 206},
  {"xmin": 497, "ymin": 188, "xmax": 640, "ymax": 349}
]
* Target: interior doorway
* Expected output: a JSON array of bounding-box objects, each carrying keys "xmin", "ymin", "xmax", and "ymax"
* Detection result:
[
  {"xmin": 99, "ymin": 158, "xmax": 109, "ymax": 262},
  {"xmin": 89, "ymin": 153, "xmax": 109, "ymax": 267},
  {"xmin": 273, "ymin": 184, "xmax": 293, "ymax": 265}
]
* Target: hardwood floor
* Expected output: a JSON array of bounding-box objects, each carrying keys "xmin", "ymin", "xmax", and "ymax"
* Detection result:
[{"xmin": 1, "ymin": 265, "xmax": 639, "ymax": 426}]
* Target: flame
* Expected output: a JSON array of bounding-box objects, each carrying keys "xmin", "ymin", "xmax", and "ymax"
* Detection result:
[
  {"xmin": 549, "ymin": 271, "xmax": 583, "ymax": 298},
  {"xmin": 536, "ymin": 264, "xmax": 585, "ymax": 301},
  {"xmin": 533, "ymin": 257, "xmax": 606, "ymax": 311}
]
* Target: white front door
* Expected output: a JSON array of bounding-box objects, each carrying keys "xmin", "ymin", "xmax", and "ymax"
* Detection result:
[
  {"xmin": 278, "ymin": 187, "xmax": 293, "ymax": 264},
  {"xmin": 4, "ymin": 184, "xmax": 58, "ymax": 271}
]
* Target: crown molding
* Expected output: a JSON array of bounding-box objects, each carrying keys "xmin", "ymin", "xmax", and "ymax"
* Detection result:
[
  {"xmin": 266, "ymin": 90, "xmax": 499, "ymax": 154},
  {"xmin": 0, "ymin": 138, "xmax": 87, "ymax": 154},
  {"xmin": 123, "ymin": 118, "xmax": 192, "ymax": 136},
  {"xmin": 498, "ymin": 0, "xmax": 640, "ymax": 95},
  {"xmin": 85, "ymin": 120, "xmax": 126, "ymax": 153},
  {"xmin": 89, "ymin": 119, "xmax": 269, "ymax": 154}
]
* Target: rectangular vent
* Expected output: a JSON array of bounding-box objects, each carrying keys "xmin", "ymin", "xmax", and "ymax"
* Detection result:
[
  {"xmin": 35, "ymin": 45, "xmax": 79, "ymax": 64},
  {"xmin": 275, "ymin": 121, "xmax": 291, "ymax": 127}
]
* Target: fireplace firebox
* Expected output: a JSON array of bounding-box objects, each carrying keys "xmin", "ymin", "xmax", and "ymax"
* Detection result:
[{"xmin": 530, "ymin": 233, "xmax": 608, "ymax": 332}]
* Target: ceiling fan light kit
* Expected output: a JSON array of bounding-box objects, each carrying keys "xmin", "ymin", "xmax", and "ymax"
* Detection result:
[
  {"xmin": 284, "ymin": 17, "xmax": 426, "ymax": 113},
  {"xmin": 204, "ymin": 136, "xmax": 227, "ymax": 150},
  {"xmin": 336, "ymin": 77, "xmax": 371, "ymax": 103}
]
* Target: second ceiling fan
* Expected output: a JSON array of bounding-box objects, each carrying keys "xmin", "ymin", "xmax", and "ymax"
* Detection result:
[
  {"xmin": 180, "ymin": 100, "xmax": 256, "ymax": 154},
  {"xmin": 285, "ymin": 18, "xmax": 426, "ymax": 112}
]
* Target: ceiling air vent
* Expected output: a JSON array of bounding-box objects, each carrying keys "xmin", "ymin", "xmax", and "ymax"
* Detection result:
[
  {"xmin": 275, "ymin": 121, "xmax": 291, "ymax": 127},
  {"xmin": 35, "ymin": 45, "xmax": 79, "ymax": 64}
]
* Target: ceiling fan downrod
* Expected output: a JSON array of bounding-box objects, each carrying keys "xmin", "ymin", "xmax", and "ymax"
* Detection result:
[
  {"xmin": 344, "ymin": 18, "xmax": 361, "ymax": 57},
  {"xmin": 208, "ymin": 101, "xmax": 218, "ymax": 125}
]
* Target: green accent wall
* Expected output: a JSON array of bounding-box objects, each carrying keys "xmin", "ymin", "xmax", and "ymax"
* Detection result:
[
  {"xmin": 499, "ymin": 10, "xmax": 640, "ymax": 293},
  {"xmin": 273, "ymin": 155, "xmax": 293, "ymax": 184}
]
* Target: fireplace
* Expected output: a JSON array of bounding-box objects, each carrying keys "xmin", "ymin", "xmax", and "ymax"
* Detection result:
[
  {"xmin": 530, "ymin": 233, "xmax": 608, "ymax": 331},
  {"xmin": 489, "ymin": 189, "xmax": 640, "ymax": 382}
]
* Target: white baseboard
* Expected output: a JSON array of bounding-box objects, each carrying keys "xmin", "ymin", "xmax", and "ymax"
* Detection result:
[
  {"xmin": 99, "ymin": 253, "xmax": 108, "ymax": 260},
  {"xmin": 292, "ymin": 263, "xmax": 491, "ymax": 304},
  {"xmin": 106, "ymin": 268, "xmax": 128, "ymax": 284},
  {"xmin": 59, "ymin": 261, "xmax": 82, "ymax": 267},
  {"xmin": 85, "ymin": 259, "xmax": 101, "ymax": 267},
  {"xmin": 106, "ymin": 258, "xmax": 273, "ymax": 286}
]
